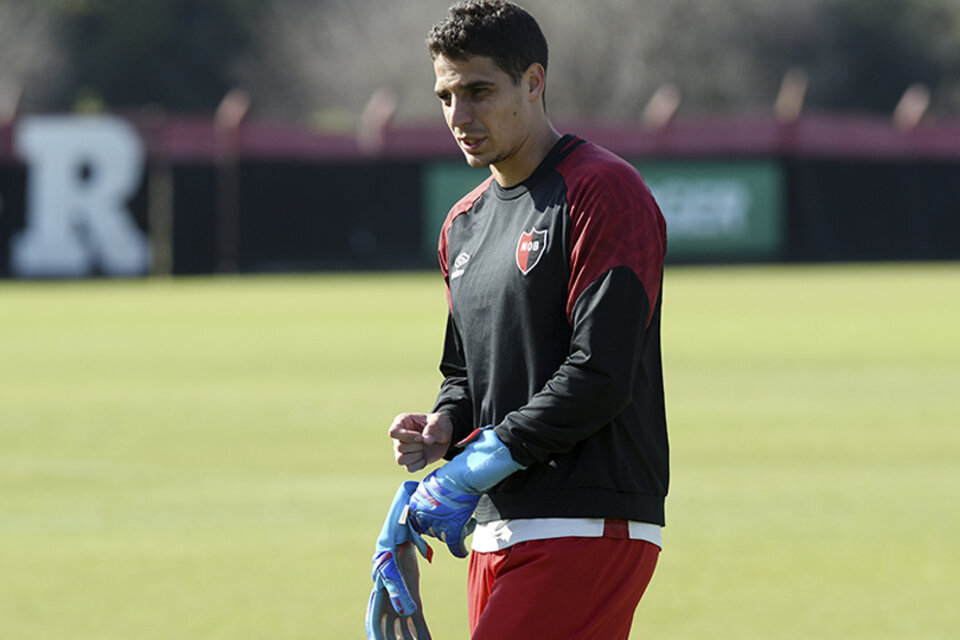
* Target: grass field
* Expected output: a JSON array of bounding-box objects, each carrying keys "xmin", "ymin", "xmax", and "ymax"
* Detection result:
[{"xmin": 1, "ymin": 263, "xmax": 958, "ymax": 639}]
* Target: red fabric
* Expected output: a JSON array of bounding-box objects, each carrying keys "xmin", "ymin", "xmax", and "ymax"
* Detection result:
[
  {"xmin": 557, "ymin": 139, "xmax": 667, "ymax": 327},
  {"xmin": 467, "ymin": 535, "xmax": 660, "ymax": 640},
  {"xmin": 602, "ymin": 518, "xmax": 630, "ymax": 539},
  {"xmin": 438, "ymin": 176, "xmax": 494, "ymax": 311}
]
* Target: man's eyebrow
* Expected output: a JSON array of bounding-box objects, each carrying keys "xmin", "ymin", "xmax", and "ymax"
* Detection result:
[{"xmin": 436, "ymin": 80, "xmax": 496, "ymax": 94}]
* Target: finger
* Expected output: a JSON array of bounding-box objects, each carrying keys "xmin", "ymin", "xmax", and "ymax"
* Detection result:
[
  {"xmin": 404, "ymin": 459, "xmax": 427, "ymax": 473},
  {"xmin": 397, "ymin": 450, "xmax": 425, "ymax": 469},
  {"xmin": 389, "ymin": 419, "xmax": 429, "ymax": 442},
  {"xmin": 420, "ymin": 422, "xmax": 439, "ymax": 445},
  {"xmin": 395, "ymin": 442, "xmax": 425, "ymax": 454},
  {"xmin": 421, "ymin": 414, "xmax": 452, "ymax": 445},
  {"xmin": 389, "ymin": 414, "xmax": 427, "ymax": 435},
  {"xmin": 390, "ymin": 427, "xmax": 425, "ymax": 444}
]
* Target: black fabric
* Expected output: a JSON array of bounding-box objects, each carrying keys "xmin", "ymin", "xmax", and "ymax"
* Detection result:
[{"xmin": 432, "ymin": 135, "xmax": 669, "ymax": 526}]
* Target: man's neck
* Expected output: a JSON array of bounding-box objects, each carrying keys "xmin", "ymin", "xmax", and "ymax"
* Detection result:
[{"xmin": 491, "ymin": 124, "xmax": 562, "ymax": 187}]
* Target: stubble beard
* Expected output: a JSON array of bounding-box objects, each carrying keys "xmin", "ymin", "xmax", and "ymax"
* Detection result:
[
  {"xmin": 462, "ymin": 145, "xmax": 512, "ymax": 170},
  {"xmin": 462, "ymin": 151, "xmax": 489, "ymax": 168}
]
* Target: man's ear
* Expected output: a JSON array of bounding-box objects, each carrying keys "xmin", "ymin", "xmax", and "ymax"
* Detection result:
[{"xmin": 523, "ymin": 63, "xmax": 547, "ymax": 103}]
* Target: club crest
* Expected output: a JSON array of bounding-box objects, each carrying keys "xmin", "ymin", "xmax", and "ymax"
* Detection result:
[{"xmin": 516, "ymin": 228, "xmax": 547, "ymax": 275}]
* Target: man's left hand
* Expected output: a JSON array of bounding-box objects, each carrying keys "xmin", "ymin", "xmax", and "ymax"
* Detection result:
[
  {"xmin": 407, "ymin": 470, "xmax": 480, "ymax": 558},
  {"xmin": 407, "ymin": 427, "xmax": 526, "ymax": 558}
]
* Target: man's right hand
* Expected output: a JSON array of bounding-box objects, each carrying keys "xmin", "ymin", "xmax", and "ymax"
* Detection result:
[{"xmin": 388, "ymin": 413, "xmax": 453, "ymax": 472}]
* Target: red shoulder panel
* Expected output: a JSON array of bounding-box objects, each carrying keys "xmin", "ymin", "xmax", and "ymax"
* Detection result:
[
  {"xmin": 438, "ymin": 175, "xmax": 495, "ymax": 310},
  {"xmin": 557, "ymin": 141, "xmax": 666, "ymax": 326}
]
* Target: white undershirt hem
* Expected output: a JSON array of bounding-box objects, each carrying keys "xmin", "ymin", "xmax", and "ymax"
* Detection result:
[{"xmin": 471, "ymin": 518, "xmax": 663, "ymax": 553}]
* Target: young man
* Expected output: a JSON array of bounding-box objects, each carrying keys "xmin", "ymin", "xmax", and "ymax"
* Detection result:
[{"xmin": 388, "ymin": 1, "xmax": 668, "ymax": 638}]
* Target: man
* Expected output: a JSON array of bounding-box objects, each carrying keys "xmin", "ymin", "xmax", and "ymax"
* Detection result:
[{"xmin": 388, "ymin": 1, "xmax": 668, "ymax": 638}]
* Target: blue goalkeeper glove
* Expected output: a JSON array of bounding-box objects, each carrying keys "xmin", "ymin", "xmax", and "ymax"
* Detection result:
[
  {"xmin": 408, "ymin": 427, "xmax": 526, "ymax": 558},
  {"xmin": 366, "ymin": 481, "xmax": 434, "ymax": 640}
]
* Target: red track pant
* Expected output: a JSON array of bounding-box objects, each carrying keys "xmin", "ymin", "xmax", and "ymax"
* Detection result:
[{"xmin": 467, "ymin": 534, "xmax": 660, "ymax": 639}]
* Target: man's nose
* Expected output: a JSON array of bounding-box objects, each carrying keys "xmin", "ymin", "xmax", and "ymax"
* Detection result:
[{"xmin": 449, "ymin": 96, "xmax": 472, "ymax": 129}]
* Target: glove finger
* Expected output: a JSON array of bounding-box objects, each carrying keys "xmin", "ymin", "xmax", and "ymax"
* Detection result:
[
  {"xmin": 373, "ymin": 551, "xmax": 418, "ymax": 616},
  {"xmin": 396, "ymin": 543, "xmax": 432, "ymax": 638},
  {"xmin": 365, "ymin": 586, "xmax": 390, "ymax": 640},
  {"xmin": 403, "ymin": 611, "xmax": 432, "ymax": 640},
  {"xmin": 394, "ymin": 542, "xmax": 424, "ymax": 610},
  {"xmin": 391, "ymin": 614, "xmax": 430, "ymax": 640},
  {"xmin": 366, "ymin": 586, "xmax": 432, "ymax": 640}
]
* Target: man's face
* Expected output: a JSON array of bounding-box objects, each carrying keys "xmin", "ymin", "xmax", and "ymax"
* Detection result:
[{"xmin": 433, "ymin": 54, "xmax": 535, "ymax": 172}]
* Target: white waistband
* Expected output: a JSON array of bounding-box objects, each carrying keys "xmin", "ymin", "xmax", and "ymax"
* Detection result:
[{"xmin": 471, "ymin": 517, "xmax": 662, "ymax": 553}]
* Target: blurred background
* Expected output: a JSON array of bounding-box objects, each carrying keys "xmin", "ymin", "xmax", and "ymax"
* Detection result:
[
  {"xmin": 1, "ymin": 0, "xmax": 960, "ymax": 277},
  {"xmin": 5, "ymin": 0, "xmax": 960, "ymax": 123}
]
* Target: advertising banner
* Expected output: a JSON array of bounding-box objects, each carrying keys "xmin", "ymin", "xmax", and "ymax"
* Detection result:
[{"xmin": 636, "ymin": 160, "xmax": 785, "ymax": 260}]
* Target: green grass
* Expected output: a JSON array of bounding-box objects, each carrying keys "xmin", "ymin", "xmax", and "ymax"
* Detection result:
[{"xmin": 0, "ymin": 264, "xmax": 957, "ymax": 639}]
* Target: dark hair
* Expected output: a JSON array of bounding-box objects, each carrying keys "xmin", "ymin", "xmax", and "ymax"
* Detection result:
[{"xmin": 426, "ymin": 0, "xmax": 549, "ymax": 85}]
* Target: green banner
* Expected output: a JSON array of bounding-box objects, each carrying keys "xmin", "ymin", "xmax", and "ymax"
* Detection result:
[
  {"xmin": 634, "ymin": 160, "xmax": 785, "ymax": 260},
  {"xmin": 421, "ymin": 159, "xmax": 785, "ymax": 263}
]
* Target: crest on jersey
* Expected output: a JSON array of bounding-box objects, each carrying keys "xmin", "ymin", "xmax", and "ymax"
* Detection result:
[{"xmin": 516, "ymin": 228, "xmax": 548, "ymax": 275}]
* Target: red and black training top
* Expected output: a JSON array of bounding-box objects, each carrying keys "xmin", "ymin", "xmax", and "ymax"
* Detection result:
[{"xmin": 433, "ymin": 134, "xmax": 669, "ymax": 527}]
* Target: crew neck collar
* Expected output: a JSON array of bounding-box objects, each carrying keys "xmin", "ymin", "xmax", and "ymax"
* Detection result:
[{"xmin": 491, "ymin": 134, "xmax": 578, "ymax": 201}]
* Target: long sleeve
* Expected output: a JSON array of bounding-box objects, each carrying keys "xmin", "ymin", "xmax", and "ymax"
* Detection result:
[
  {"xmin": 495, "ymin": 266, "xmax": 657, "ymax": 466},
  {"xmin": 432, "ymin": 311, "xmax": 474, "ymax": 451}
]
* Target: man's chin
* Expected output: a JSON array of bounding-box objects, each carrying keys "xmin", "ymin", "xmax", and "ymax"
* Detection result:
[{"xmin": 461, "ymin": 151, "xmax": 491, "ymax": 168}]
